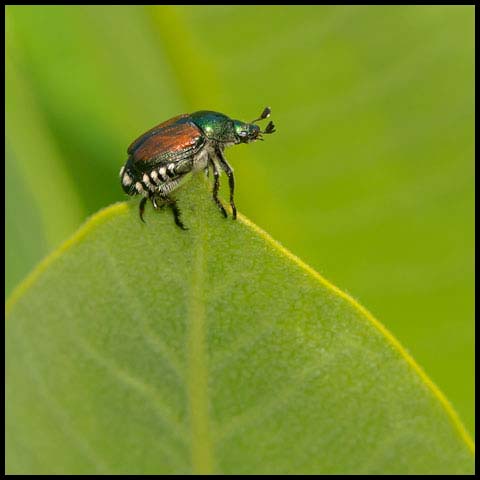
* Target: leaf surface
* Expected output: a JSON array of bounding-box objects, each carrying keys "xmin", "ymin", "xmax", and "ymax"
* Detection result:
[{"xmin": 5, "ymin": 175, "xmax": 474, "ymax": 474}]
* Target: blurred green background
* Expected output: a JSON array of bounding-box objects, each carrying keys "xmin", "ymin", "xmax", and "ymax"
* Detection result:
[{"xmin": 5, "ymin": 6, "xmax": 474, "ymax": 435}]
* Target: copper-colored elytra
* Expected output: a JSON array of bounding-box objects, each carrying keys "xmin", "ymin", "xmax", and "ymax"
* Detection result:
[
  {"xmin": 127, "ymin": 114, "xmax": 191, "ymax": 154},
  {"xmin": 133, "ymin": 123, "xmax": 202, "ymax": 162}
]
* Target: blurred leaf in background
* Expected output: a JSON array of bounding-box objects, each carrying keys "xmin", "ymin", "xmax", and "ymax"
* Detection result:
[{"xmin": 5, "ymin": 4, "xmax": 474, "ymax": 436}]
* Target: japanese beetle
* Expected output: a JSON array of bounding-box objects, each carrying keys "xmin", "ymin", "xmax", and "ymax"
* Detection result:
[{"xmin": 119, "ymin": 107, "xmax": 275, "ymax": 229}]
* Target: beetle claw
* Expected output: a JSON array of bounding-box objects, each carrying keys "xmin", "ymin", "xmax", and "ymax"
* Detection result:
[{"xmin": 139, "ymin": 197, "xmax": 147, "ymax": 222}]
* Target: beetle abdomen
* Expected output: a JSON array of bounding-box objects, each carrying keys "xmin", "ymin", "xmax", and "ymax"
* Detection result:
[{"xmin": 120, "ymin": 156, "xmax": 193, "ymax": 197}]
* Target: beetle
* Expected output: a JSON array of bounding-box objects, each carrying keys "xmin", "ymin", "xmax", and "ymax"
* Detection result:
[{"xmin": 119, "ymin": 107, "xmax": 275, "ymax": 229}]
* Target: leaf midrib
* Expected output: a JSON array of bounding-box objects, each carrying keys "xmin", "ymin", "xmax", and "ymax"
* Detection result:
[{"xmin": 187, "ymin": 223, "xmax": 215, "ymax": 474}]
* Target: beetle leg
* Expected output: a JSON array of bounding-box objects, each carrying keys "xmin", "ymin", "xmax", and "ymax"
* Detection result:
[
  {"xmin": 215, "ymin": 147, "xmax": 237, "ymax": 220},
  {"xmin": 167, "ymin": 198, "xmax": 187, "ymax": 230},
  {"xmin": 156, "ymin": 194, "xmax": 187, "ymax": 230},
  {"xmin": 152, "ymin": 194, "xmax": 168, "ymax": 211},
  {"xmin": 209, "ymin": 157, "xmax": 228, "ymax": 218},
  {"xmin": 139, "ymin": 197, "xmax": 147, "ymax": 223},
  {"xmin": 141, "ymin": 193, "xmax": 164, "ymax": 223}
]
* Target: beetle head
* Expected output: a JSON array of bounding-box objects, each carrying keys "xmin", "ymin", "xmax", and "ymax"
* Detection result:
[{"xmin": 233, "ymin": 107, "xmax": 276, "ymax": 144}]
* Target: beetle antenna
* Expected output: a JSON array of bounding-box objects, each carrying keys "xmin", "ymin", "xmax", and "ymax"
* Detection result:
[
  {"xmin": 261, "ymin": 121, "xmax": 276, "ymax": 134},
  {"xmin": 252, "ymin": 106, "xmax": 271, "ymax": 124}
]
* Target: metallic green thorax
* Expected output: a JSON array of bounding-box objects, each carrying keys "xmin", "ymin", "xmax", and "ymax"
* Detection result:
[
  {"xmin": 190, "ymin": 111, "xmax": 259, "ymax": 145},
  {"xmin": 190, "ymin": 111, "xmax": 235, "ymax": 143}
]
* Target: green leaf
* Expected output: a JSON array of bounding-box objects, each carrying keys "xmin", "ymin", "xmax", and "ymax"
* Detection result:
[{"xmin": 5, "ymin": 175, "xmax": 474, "ymax": 474}]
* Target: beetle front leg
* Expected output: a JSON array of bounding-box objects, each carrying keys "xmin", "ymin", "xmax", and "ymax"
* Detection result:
[
  {"xmin": 215, "ymin": 147, "xmax": 237, "ymax": 219},
  {"xmin": 209, "ymin": 158, "xmax": 228, "ymax": 218}
]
